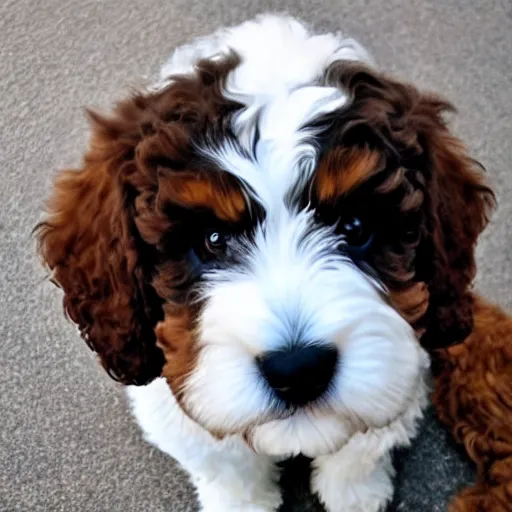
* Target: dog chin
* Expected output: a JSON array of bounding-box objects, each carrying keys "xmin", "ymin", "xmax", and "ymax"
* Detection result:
[
  {"xmin": 248, "ymin": 386, "xmax": 427, "ymax": 459},
  {"xmin": 248, "ymin": 411, "xmax": 351, "ymax": 458}
]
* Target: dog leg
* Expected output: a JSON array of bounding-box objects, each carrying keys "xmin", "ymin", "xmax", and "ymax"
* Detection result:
[
  {"xmin": 311, "ymin": 381, "xmax": 426, "ymax": 512},
  {"xmin": 312, "ymin": 446, "xmax": 393, "ymax": 512},
  {"xmin": 127, "ymin": 378, "xmax": 282, "ymax": 511},
  {"xmin": 192, "ymin": 440, "xmax": 283, "ymax": 512}
]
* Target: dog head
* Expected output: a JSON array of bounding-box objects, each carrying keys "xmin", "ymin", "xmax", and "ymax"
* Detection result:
[{"xmin": 37, "ymin": 17, "xmax": 494, "ymax": 457}]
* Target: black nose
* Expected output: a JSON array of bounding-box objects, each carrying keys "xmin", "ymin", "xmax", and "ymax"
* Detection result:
[{"xmin": 257, "ymin": 344, "xmax": 338, "ymax": 406}]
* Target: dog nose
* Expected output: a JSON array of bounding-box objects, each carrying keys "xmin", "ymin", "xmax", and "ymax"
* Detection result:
[{"xmin": 257, "ymin": 344, "xmax": 338, "ymax": 406}]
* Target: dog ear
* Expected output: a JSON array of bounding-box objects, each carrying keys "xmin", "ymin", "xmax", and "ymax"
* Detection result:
[
  {"xmin": 36, "ymin": 110, "xmax": 165, "ymax": 385},
  {"xmin": 414, "ymin": 97, "xmax": 495, "ymax": 348}
]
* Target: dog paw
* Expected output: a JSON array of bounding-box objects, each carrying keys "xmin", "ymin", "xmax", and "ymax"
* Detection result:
[
  {"xmin": 312, "ymin": 462, "xmax": 392, "ymax": 512},
  {"xmin": 313, "ymin": 490, "xmax": 386, "ymax": 512},
  {"xmin": 197, "ymin": 481, "xmax": 282, "ymax": 512},
  {"xmin": 200, "ymin": 501, "xmax": 281, "ymax": 512},
  {"xmin": 200, "ymin": 505, "xmax": 279, "ymax": 512}
]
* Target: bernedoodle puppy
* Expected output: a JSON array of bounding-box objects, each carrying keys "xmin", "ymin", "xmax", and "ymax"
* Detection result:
[{"xmin": 37, "ymin": 14, "xmax": 511, "ymax": 512}]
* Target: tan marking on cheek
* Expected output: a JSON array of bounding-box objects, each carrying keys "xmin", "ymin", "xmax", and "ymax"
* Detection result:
[
  {"xmin": 315, "ymin": 146, "xmax": 384, "ymax": 201},
  {"xmin": 389, "ymin": 281, "xmax": 430, "ymax": 326},
  {"xmin": 158, "ymin": 172, "xmax": 246, "ymax": 222},
  {"xmin": 156, "ymin": 304, "xmax": 233, "ymax": 440},
  {"xmin": 156, "ymin": 303, "xmax": 200, "ymax": 400}
]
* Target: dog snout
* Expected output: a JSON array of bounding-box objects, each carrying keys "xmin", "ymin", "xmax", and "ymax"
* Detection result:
[{"xmin": 257, "ymin": 344, "xmax": 338, "ymax": 406}]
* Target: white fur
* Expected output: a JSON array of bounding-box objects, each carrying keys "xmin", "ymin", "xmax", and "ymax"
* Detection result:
[
  {"xmin": 127, "ymin": 378, "xmax": 282, "ymax": 511},
  {"xmin": 311, "ymin": 376, "xmax": 428, "ymax": 512},
  {"xmin": 202, "ymin": 85, "xmax": 346, "ymax": 211},
  {"xmin": 158, "ymin": 14, "xmax": 370, "ymax": 92},
  {"xmin": 186, "ymin": 209, "xmax": 428, "ymax": 455},
  {"xmin": 128, "ymin": 13, "xmax": 430, "ymax": 512}
]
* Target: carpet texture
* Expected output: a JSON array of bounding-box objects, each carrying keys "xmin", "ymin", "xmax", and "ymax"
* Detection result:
[{"xmin": 1, "ymin": 0, "xmax": 511, "ymax": 510}]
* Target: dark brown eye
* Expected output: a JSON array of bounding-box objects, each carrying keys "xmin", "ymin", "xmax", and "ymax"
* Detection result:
[
  {"xmin": 205, "ymin": 230, "xmax": 229, "ymax": 254},
  {"xmin": 340, "ymin": 215, "xmax": 372, "ymax": 248}
]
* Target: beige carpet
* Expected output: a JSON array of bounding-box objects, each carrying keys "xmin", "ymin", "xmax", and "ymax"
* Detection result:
[{"xmin": 1, "ymin": 0, "xmax": 511, "ymax": 510}]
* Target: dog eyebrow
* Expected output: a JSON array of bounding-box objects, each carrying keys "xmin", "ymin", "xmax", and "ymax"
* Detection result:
[
  {"xmin": 314, "ymin": 146, "xmax": 385, "ymax": 201},
  {"xmin": 157, "ymin": 169, "xmax": 248, "ymax": 223}
]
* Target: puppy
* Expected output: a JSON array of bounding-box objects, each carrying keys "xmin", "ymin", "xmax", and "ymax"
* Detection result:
[{"xmin": 37, "ymin": 14, "xmax": 494, "ymax": 512}]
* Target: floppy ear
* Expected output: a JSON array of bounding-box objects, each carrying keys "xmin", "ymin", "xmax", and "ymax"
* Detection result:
[
  {"xmin": 36, "ymin": 112, "xmax": 165, "ymax": 385},
  {"xmin": 414, "ymin": 97, "xmax": 495, "ymax": 348}
]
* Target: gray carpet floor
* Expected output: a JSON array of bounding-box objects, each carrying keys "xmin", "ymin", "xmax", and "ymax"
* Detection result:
[{"xmin": 1, "ymin": 0, "xmax": 511, "ymax": 510}]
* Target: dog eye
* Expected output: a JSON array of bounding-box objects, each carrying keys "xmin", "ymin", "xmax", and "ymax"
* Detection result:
[
  {"xmin": 339, "ymin": 215, "xmax": 372, "ymax": 248},
  {"xmin": 205, "ymin": 230, "xmax": 229, "ymax": 254}
]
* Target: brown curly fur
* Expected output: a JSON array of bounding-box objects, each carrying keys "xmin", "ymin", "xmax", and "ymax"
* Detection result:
[
  {"xmin": 35, "ymin": 55, "xmax": 244, "ymax": 385},
  {"xmin": 434, "ymin": 297, "xmax": 512, "ymax": 511},
  {"xmin": 317, "ymin": 61, "xmax": 495, "ymax": 346}
]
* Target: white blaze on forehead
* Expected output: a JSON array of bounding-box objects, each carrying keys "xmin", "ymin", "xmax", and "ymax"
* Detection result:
[{"xmin": 204, "ymin": 86, "xmax": 346, "ymax": 209}]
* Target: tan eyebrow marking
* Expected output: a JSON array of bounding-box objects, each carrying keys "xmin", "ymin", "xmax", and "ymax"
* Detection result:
[
  {"xmin": 314, "ymin": 146, "xmax": 384, "ymax": 201},
  {"xmin": 158, "ymin": 171, "xmax": 247, "ymax": 222}
]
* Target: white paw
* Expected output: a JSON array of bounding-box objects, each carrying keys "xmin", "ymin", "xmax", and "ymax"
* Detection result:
[
  {"xmin": 200, "ymin": 504, "xmax": 279, "ymax": 512},
  {"xmin": 312, "ymin": 461, "xmax": 392, "ymax": 512},
  {"xmin": 197, "ymin": 480, "xmax": 282, "ymax": 512}
]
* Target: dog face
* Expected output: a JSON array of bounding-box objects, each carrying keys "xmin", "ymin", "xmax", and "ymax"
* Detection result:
[{"xmin": 37, "ymin": 19, "xmax": 493, "ymax": 457}]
